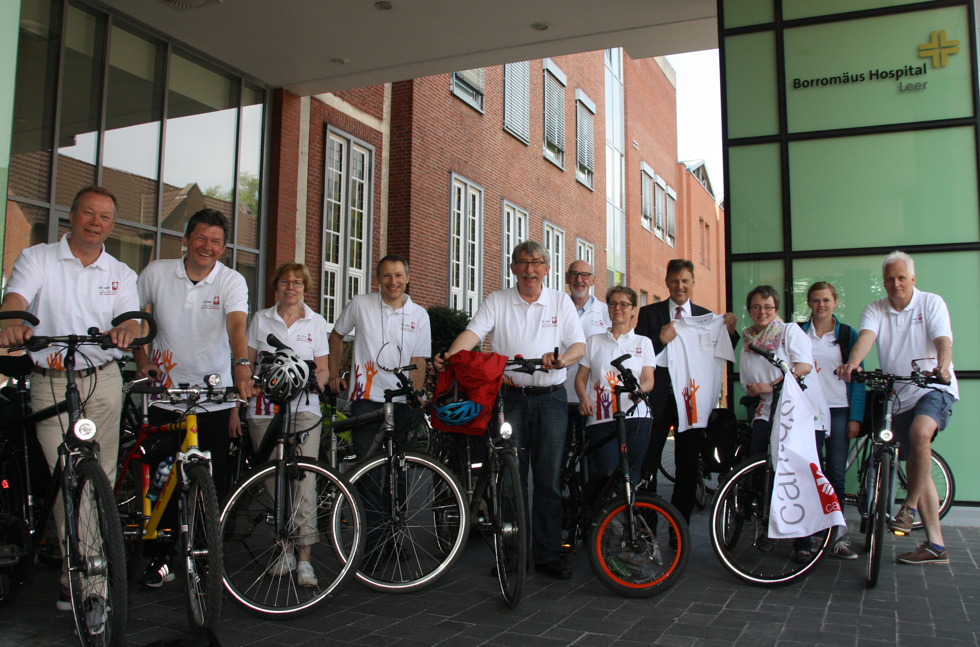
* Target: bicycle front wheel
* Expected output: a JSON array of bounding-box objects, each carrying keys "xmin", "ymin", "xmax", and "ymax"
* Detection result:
[
  {"xmin": 181, "ymin": 463, "xmax": 223, "ymax": 630},
  {"xmin": 708, "ymin": 456, "xmax": 831, "ymax": 587},
  {"xmin": 867, "ymin": 451, "xmax": 890, "ymax": 588},
  {"xmin": 587, "ymin": 493, "xmax": 689, "ymax": 598},
  {"xmin": 491, "ymin": 450, "xmax": 525, "ymax": 607},
  {"xmin": 345, "ymin": 451, "xmax": 468, "ymax": 592},
  {"xmin": 221, "ymin": 458, "xmax": 364, "ymax": 618},
  {"xmin": 895, "ymin": 450, "xmax": 955, "ymax": 530},
  {"xmin": 68, "ymin": 459, "xmax": 128, "ymax": 647}
]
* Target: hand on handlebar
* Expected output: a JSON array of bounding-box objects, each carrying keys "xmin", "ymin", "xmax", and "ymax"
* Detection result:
[
  {"xmin": 541, "ymin": 349, "xmax": 566, "ymax": 370},
  {"xmin": 328, "ymin": 375, "xmax": 348, "ymax": 395},
  {"xmin": 0, "ymin": 324, "xmax": 34, "ymax": 348},
  {"xmin": 838, "ymin": 363, "xmax": 861, "ymax": 383}
]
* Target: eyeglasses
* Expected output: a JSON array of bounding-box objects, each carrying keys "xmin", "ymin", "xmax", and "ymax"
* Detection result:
[
  {"xmin": 749, "ymin": 304, "xmax": 777, "ymax": 312},
  {"xmin": 608, "ymin": 301, "xmax": 634, "ymax": 310},
  {"xmin": 278, "ymin": 279, "xmax": 305, "ymax": 289},
  {"xmin": 567, "ymin": 271, "xmax": 593, "ymax": 279},
  {"xmin": 513, "ymin": 259, "xmax": 546, "ymax": 268}
]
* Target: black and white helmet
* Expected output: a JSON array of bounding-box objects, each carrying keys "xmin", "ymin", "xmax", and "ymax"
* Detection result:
[{"xmin": 262, "ymin": 348, "xmax": 310, "ymax": 405}]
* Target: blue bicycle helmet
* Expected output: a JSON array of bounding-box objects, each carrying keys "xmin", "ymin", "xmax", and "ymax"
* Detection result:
[{"xmin": 434, "ymin": 380, "xmax": 482, "ymax": 426}]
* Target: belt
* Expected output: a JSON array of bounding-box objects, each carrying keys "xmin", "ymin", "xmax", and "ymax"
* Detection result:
[
  {"xmin": 32, "ymin": 360, "xmax": 115, "ymax": 379},
  {"xmin": 503, "ymin": 383, "xmax": 563, "ymax": 396}
]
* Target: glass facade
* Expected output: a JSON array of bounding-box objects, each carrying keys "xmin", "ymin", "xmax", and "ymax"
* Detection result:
[
  {"xmin": 5, "ymin": 0, "xmax": 266, "ymax": 311},
  {"xmin": 722, "ymin": 0, "xmax": 980, "ymax": 500}
]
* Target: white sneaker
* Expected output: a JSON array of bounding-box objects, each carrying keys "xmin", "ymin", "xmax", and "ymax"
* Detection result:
[
  {"xmin": 296, "ymin": 560, "xmax": 317, "ymax": 588},
  {"xmin": 266, "ymin": 552, "xmax": 297, "ymax": 577}
]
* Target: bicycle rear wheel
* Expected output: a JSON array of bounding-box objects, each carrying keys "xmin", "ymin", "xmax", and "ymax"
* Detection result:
[
  {"xmin": 587, "ymin": 493, "xmax": 689, "ymax": 598},
  {"xmin": 491, "ymin": 450, "xmax": 525, "ymax": 607},
  {"xmin": 867, "ymin": 451, "xmax": 890, "ymax": 588},
  {"xmin": 181, "ymin": 463, "xmax": 223, "ymax": 630},
  {"xmin": 894, "ymin": 450, "xmax": 955, "ymax": 530},
  {"xmin": 0, "ymin": 454, "xmax": 31, "ymax": 607},
  {"xmin": 68, "ymin": 459, "xmax": 128, "ymax": 647},
  {"xmin": 345, "ymin": 451, "xmax": 468, "ymax": 592},
  {"xmin": 709, "ymin": 456, "xmax": 831, "ymax": 586},
  {"xmin": 221, "ymin": 458, "xmax": 364, "ymax": 618}
]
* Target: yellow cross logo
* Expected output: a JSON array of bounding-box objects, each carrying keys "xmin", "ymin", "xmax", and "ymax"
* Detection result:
[{"xmin": 919, "ymin": 30, "xmax": 959, "ymax": 67}]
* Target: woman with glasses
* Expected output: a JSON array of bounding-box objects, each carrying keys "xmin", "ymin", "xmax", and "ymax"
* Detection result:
[
  {"xmin": 245, "ymin": 262, "xmax": 329, "ymax": 587},
  {"xmin": 800, "ymin": 281, "xmax": 865, "ymax": 559},
  {"xmin": 575, "ymin": 286, "xmax": 655, "ymax": 484}
]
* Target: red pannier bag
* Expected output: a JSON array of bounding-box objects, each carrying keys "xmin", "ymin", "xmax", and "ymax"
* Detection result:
[{"xmin": 431, "ymin": 350, "xmax": 508, "ymax": 436}]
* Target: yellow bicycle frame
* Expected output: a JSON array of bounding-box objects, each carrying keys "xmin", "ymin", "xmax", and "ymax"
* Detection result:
[{"xmin": 141, "ymin": 413, "xmax": 201, "ymax": 540}]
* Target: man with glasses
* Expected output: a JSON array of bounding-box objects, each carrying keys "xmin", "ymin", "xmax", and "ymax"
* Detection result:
[
  {"xmin": 635, "ymin": 259, "xmax": 738, "ymax": 523},
  {"xmin": 563, "ymin": 260, "xmax": 609, "ymax": 448},
  {"xmin": 328, "ymin": 254, "xmax": 430, "ymax": 459},
  {"xmin": 438, "ymin": 242, "xmax": 585, "ymax": 579}
]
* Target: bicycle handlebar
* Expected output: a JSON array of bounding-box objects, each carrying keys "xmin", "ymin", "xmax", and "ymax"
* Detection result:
[
  {"xmin": 850, "ymin": 368, "xmax": 944, "ymax": 390},
  {"xmin": 0, "ymin": 310, "xmax": 157, "ymax": 352},
  {"xmin": 0, "ymin": 310, "xmax": 40, "ymax": 326},
  {"xmin": 748, "ymin": 343, "xmax": 805, "ymax": 387},
  {"xmin": 609, "ymin": 353, "xmax": 649, "ymax": 413},
  {"xmin": 506, "ymin": 347, "xmax": 558, "ymax": 375},
  {"xmin": 124, "ymin": 378, "xmax": 242, "ymax": 405}
]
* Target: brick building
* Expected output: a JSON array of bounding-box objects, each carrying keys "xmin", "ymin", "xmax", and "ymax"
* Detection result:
[{"xmin": 264, "ymin": 50, "xmax": 726, "ymax": 324}]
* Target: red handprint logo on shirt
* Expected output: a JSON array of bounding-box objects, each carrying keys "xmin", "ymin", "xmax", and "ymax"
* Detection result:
[
  {"xmin": 604, "ymin": 371, "xmax": 621, "ymax": 414},
  {"xmin": 682, "ymin": 379, "xmax": 699, "ymax": 425},
  {"xmin": 595, "ymin": 379, "xmax": 613, "ymax": 420},
  {"xmin": 151, "ymin": 349, "xmax": 178, "ymax": 387},
  {"xmin": 46, "ymin": 354, "xmax": 64, "ymax": 371},
  {"xmin": 349, "ymin": 364, "xmax": 365, "ymax": 402}
]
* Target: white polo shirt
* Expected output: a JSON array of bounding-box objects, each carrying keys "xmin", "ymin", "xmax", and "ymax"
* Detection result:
[
  {"xmin": 137, "ymin": 258, "xmax": 248, "ymax": 394},
  {"xmin": 333, "ymin": 292, "xmax": 431, "ymax": 403},
  {"xmin": 740, "ymin": 322, "xmax": 813, "ymax": 422},
  {"xmin": 860, "ymin": 288, "xmax": 959, "ymax": 413},
  {"xmin": 247, "ymin": 303, "xmax": 328, "ymax": 418},
  {"xmin": 4, "ymin": 234, "xmax": 139, "ymax": 368},
  {"xmin": 580, "ymin": 329, "xmax": 654, "ymax": 424},
  {"xmin": 806, "ymin": 326, "xmax": 849, "ymax": 408},
  {"xmin": 466, "ymin": 286, "xmax": 586, "ymax": 388},
  {"xmin": 565, "ymin": 295, "xmax": 610, "ymax": 403}
]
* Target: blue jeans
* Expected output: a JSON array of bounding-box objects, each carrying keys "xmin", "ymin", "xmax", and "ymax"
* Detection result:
[
  {"xmin": 816, "ymin": 407, "xmax": 849, "ymax": 507},
  {"xmin": 585, "ymin": 418, "xmax": 651, "ymax": 486},
  {"xmin": 504, "ymin": 387, "xmax": 567, "ymax": 564}
]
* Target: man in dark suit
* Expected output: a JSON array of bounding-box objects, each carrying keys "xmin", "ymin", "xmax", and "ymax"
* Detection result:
[{"xmin": 635, "ymin": 259, "xmax": 738, "ymax": 522}]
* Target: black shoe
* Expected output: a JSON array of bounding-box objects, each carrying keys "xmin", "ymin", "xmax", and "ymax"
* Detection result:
[
  {"xmin": 755, "ymin": 534, "xmax": 775, "ymax": 553},
  {"xmin": 139, "ymin": 557, "xmax": 175, "ymax": 589},
  {"xmin": 534, "ymin": 559, "xmax": 572, "ymax": 580}
]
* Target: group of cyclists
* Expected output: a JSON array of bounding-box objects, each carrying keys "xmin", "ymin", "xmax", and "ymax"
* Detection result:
[{"xmin": 0, "ymin": 185, "xmax": 958, "ymax": 638}]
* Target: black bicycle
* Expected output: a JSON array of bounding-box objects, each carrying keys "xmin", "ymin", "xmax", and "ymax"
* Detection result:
[
  {"xmin": 0, "ymin": 309, "xmax": 154, "ymax": 646},
  {"xmin": 560, "ymin": 354, "xmax": 690, "ymax": 597}
]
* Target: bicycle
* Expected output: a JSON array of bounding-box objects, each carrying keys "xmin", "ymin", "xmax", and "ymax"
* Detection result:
[
  {"xmin": 560, "ymin": 354, "xmax": 690, "ymax": 597},
  {"xmin": 0, "ymin": 309, "xmax": 153, "ymax": 646},
  {"xmin": 708, "ymin": 344, "xmax": 833, "ymax": 586},
  {"xmin": 337, "ymin": 364, "xmax": 469, "ymax": 593},
  {"xmin": 651, "ymin": 424, "xmax": 718, "ymax": 510},
  {"xmin": 849, "ymin": 365, "xmax": 946, "ymax": 587},
  {"xmin": 115, "ymin": 375, "xmax": 239, "ymax": 630},
  {"xmin": 430, "ymin": 351, "xmax": 531, "ymax": 607},
  {"xmin": 219, "ymin": 336, "xmax": 365, "ymax": 618}
]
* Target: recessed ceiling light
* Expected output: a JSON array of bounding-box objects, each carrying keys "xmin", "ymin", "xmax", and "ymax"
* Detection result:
[
  {"xmin": 531, "ymin": 22, "xmax": 549, "ymax": 31},
  {"xmin": 375, "ymin": 1, "xmax": 393, "ymax": 9},
  {"xmin": 331, "ymin": 57, "xmax": 350, "ymax": 65}
]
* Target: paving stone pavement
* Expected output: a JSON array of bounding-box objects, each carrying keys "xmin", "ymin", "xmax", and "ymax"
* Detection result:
[{"xmin": 3, "ymin": 505, "xmax": 978, "ymax": 647}]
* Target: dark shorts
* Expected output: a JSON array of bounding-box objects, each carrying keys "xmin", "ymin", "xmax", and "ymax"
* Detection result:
[{"xmin": 891, "ymin": 390, "xmax": 954, "ymax": 461}]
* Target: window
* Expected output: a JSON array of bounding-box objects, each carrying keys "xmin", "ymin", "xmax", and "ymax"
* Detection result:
[
  {"xmin": 701, "ymin": 219, "xmax": 711, "ymax": 267},
  {"xmin": 666, "ymin": 190, "xmax": 676, "ymax": 248},
  {"xmin": 452, "ymin": 68, "xmax": 485, "ymax": 111},
  {"xmin": 543, "ymin": 59, "xmax": 567, "ymax": 167},
  {"xmin": 322, "ymin": 131, "xmax": 373, "ymax": 326},
  {"xmin": 654, "ymin": 181, "xmax": 666, "ymax": 239},
  {"xmin": 450, "ymin": 175, "xmax": 483, "ymax": 315},
  {"xmin": 575, "ymin": 238, "xmax": 595, "ymax": 266},
  {"xmin": 575, "ymin": 90, "xmax": 595, "ymax": 188},
  {"xmin": 502, "ymin": 201, "xmax": 528, "ymax": 288},
  {"xmin": 640, "ymin": 290, "xmax": 648, "ymax": 307},
  {"xmin": 503, "ymin": 61, "xmax": 530, "ymax": 144},
  {"xmin": 640, "ymin": 163, "xmax": 654, "ymax": 231},
  {"xmin": 543, "ymin": 221, "xmax": 565, "ymax": 289}
]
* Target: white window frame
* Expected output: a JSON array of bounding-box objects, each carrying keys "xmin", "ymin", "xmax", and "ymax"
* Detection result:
[
  {"xmin": 452, "ymin": 68, "xmax": 485, "ymax": 112},
  {"xmin": 575, "ymin": 89, "xmax": 595, "ymax": 189},
  {"xmin": 640, "ymin": 162, "xmax": 654, "ymax": 232},
  {"xmin": 503, "ymin": 61, "xmax": 530, "ymax": 144},
  {"xmin": 449, "ymin": 174, "xmax": 483, "ymax": 315},
  {"xmin": 543, "ymin": 221, "xmax": 565, "ymax": 290},
  {"xmin": 543, "ymin": 58, "xmax": 567, "ymax": 168},
  {"xmin": 654, "ymin": 175, "xmax": 666, "ymax": 240},
  {"xmin": 502, "ymin": 201, "xmax": 529, "ymax": 289},
  {"xmin": 321, "ymin": 129, "xmax": 373, "ymax": 330},
  {"xmin": 666, "ymin": 188, "xmax": 676, "ymax": 248}
]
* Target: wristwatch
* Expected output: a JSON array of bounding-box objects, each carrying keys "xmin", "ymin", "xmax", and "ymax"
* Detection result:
[{"xmin": 234, "ymin": 358, "xmax": 252, "ymax": 368}]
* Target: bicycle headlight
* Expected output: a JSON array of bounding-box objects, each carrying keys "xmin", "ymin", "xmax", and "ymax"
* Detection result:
[
  {"xmin": 206, "ymin": 373, "xmax": 222, "ymax": 387},
  {"xmin": 74, "ymin": 418, "xmax": 97, "ymax": 441},
  {"xmin": 880, "ymin": 429, "xmax": 893, "ymax": 443},
  {"xmin": 499, "ymin": 421, "xmax": 513, "ymax": 440}
]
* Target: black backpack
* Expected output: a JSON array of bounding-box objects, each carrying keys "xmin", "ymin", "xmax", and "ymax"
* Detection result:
[{"xmin": 701, "ymin": 408, "xmax": 741, "ymax": 473}]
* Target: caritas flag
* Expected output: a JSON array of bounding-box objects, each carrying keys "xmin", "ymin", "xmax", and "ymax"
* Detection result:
[{"xmin": 768, "ymin": 375, "xmax": 846, "ymax": 539}]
